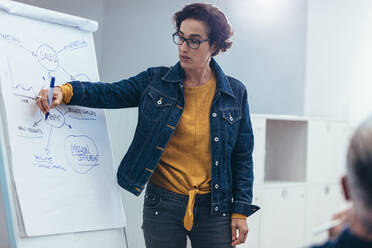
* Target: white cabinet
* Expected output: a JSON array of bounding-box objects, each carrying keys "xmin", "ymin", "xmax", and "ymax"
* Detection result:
[
  {"xmin": 264, "ymin": 119, "xmax": 308, "ymax": 182},
  {"xmin": 249, "ymin": 114, "xmax": 349, "ymax": 248},
  {"xmin": 307, "ymin": 121, "xmax": 349, "ymax": 183},
  {"xmin": 259, "ymin": 183, "xmax": 306, "ymax": 248},
  {"xmin": 304, "ymin": 184, "xmax": 346, "ymax": 246},
  {"xmin": 251, "ymin": 117, "xmax": 266, "ymax": 185}
]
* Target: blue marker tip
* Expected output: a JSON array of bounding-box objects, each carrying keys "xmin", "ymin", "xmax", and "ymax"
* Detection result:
[{"xmin": 45, "ymin": 77, "xmax": 55, "ymax": 120}]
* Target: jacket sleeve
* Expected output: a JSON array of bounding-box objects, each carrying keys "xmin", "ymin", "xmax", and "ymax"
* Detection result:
[
  {"xmin": 231, "ymin": 86, "xmax": 260, "ymax": 217},
  {"xmin": 67, "ymin": 69, "xmax": 152, "ymax": 109}
]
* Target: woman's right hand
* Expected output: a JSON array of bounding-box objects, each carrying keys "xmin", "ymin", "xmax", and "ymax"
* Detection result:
[{"xmin": 36, "ymin": 86, "xmax": 63, "ymax": 114}]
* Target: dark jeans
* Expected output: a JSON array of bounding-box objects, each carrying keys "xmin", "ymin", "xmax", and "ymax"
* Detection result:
[{"xmin": 142, "ymin": 183, "xmax": 234, "ymax": 248}]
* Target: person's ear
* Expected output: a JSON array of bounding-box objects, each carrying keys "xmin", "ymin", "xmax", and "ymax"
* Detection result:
[
  {"xmin": 210, "ymin": 43, "xmax": 218, "ymax": 56},
  {"xmin": 341, "ymin": 176, "xmax": 351, "ymax": 201}
]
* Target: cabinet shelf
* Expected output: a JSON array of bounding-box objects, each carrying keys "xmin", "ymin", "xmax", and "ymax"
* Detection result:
[{"xmin": 264, "ymin": 119, "xmax": 308, "ymax": 182}]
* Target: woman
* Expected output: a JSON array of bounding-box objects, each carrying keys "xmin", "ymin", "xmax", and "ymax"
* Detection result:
[{"xmin": 36, "ymin": 3, "xmax": 259, "ymax": 248}]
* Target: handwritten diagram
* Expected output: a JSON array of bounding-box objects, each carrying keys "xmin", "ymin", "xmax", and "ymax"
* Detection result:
[
  {"xmin": 0, "ymin": 31, "xmax": 100, "ymax": 175},
  {"xmin": 0, "ymin": 7, "xmax": 125, "ymax": 237}
]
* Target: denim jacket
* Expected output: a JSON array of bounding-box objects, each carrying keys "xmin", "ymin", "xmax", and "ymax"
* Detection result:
[{"xmin": 67, "ymin": 58, "xmax": 259, "ymax": 217}]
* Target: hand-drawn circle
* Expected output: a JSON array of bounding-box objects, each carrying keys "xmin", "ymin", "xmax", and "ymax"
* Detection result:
[
  {"xmin": 36, "ymin": 44, "xmax": 59, "ymax": 71},
  {"xmin": 40, "ymin": 108, "xmax": 65, "ymax": 128},
  {"xmin": 73, "ymin": 74, "xmax": 90, "ymax": 81},
  {"xmin": 65, "ymin": 135, "xmax": 99, "ymax": 174}
]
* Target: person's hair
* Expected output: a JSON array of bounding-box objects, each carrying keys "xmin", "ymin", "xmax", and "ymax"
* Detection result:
[
  {"xmin": 173, "ymin": 3, "xmax": 233, "ymax": 56},
  {"xmin": 347, "ymin": 116, "xmax": 372, "ymax": 231}
]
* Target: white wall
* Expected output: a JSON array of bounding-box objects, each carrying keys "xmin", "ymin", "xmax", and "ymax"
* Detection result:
[
  {"xmin": 16, "ymin": 0, "xmax": 372, "ymax": 125},
  {"xmin": 100, "ymin": 0, "xmax": 308, "ymax": 114},
  {"xmin": 218, "ymin": 0, "xmax": 307, "ymax": 116},
  {"xmin": 348, "ymin": 1, "xmax": 372, "ymax": 127},
  {"xmin": 304, "ymin": 0, "xmax": 372, "ymax": 123}
]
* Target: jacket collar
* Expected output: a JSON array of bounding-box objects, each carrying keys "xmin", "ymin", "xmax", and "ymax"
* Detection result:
[{"xmin": 162, "ymin": 58, "xmax": 235, "ymax": 98}]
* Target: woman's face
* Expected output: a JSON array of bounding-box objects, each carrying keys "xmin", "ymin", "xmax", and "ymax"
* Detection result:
[{"xmin": 177, "ymin": 18, "xmax": 215, "ymax": 71}]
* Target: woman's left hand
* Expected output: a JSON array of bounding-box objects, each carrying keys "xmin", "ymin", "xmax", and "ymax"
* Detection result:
[{"xmin": 231, "ymin": 218, "xmax": 249, "ymax": 246}]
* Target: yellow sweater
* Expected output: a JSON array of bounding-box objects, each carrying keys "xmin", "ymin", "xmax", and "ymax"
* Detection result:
[
  {"xmin": 59, "ymin": 76, "xmax": 246, "ymax": 231},
  {"xmin": 149, "ymin": 74, "xmax": 246, "ymax": 231}
]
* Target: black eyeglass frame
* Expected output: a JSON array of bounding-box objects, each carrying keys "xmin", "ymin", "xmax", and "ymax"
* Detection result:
[{"xmin": 172, "ymin": 32, "xmax": 210, "ymax": 49}]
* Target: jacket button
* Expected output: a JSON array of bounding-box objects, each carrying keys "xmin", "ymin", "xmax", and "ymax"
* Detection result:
[
  {"xmin": 215, "ymin": 161, "xmax": 219, "ymax": 166},
  {"xmin": 214, "ymin": 137, "xmax": 219, "ymax": 142},
  {"xmin": 229, "ymin": 116, "xmax": 233, "ymax": 121},
  {"xmin": 215, "ymin": 206, "xmax": 219, "ymax": 211},
  {"xmin": 212, "ymin": 112, "xmax": 217, "ymax": 117},
  {"xmin": 215, "ymin": 184, "xmax": 219, "ymax": 189},
  {"xmin": 157, "ymin": 99, "xmax": 162, "ymax": 105}
]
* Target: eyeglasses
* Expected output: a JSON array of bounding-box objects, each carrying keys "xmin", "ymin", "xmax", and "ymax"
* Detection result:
[{"xmin": 172, "ymin": 32, "xmax": 210, "ymax": 49}]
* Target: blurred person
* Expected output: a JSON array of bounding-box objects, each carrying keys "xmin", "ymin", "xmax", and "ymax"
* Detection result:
[{"xmin": 312, "ymin": 116, "xmax": 372, "ymax": 248}]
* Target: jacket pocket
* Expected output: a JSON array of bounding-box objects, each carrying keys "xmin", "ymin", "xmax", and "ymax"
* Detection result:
[
  {"xmin": 221, "ymin": 109, "xmax": 242, "ymax": 146},
  {"xmin": 221, "ymin": 109, "xmax": 242, "ymax": 124},
  {"xmin": 141, "ymin": 87, "xmax": 175, "ymax": 122}
]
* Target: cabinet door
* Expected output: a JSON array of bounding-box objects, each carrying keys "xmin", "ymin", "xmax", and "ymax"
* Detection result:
[
  {"xmin": 260, "ymin": 185, "xmax": 305, "ymax": 248},
  {"xmin": 242, "ymin": 188, "xmax": 262, "ymax": 248},
  {"xmin": 328, "ymin": 122, "xmax": 349, "ymax": 181},
  {"xmin": 304, "ymin": 184, "xmax": 346, "ymax": 246},
  {"xmin": 307, "ymin": 121, "xmax": 348, "ymax": 183},
  {"xmin": 251, "ymin": 117, "xmax": 266, "ymax": 185}
]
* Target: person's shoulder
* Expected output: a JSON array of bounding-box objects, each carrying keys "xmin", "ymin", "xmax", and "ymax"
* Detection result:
[
  {"xmin": 145, "ymin": 66, "xmax": 171, "ymax": 79},
  {"xmin": 225, "ymin": 75, "xmax": 249, "ymax": 100},
  {"xmin": 146, "ymin": 66, "xmax": 170, "ymax": 73},
  {"xmin": 226, "ymin": 75, "xmax": 244, "ymax": 87},
  {"xmin": 226, "ymin": 75, "xmax": 247, "ymax": 92}
]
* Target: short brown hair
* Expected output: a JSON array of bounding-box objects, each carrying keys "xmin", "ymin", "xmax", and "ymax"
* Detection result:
[{"xmin": 173, "ymin": 3, "xmax": 233, "ymax": 56}]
